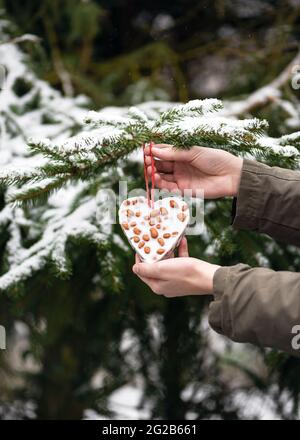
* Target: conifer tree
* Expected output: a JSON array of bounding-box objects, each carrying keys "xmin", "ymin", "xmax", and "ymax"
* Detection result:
[{"xmin": 1, "ymin": 8, "xmax": 300, "ymax": 420}]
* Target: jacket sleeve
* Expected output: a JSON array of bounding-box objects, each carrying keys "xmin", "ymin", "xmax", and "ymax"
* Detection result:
[
  {"xmin": 231, "ymin": 159, "xmax": 300, "ymax": 246},
  {"xmin": 209, "ymin": 264, "xmax": 300, "ymax": 357}
]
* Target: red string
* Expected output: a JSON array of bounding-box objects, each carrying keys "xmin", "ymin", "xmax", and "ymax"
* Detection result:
[
  {"xmin": 143, "ymin": 142, "xmax": 155, "ymax": 208},
  {"xmin": 150, "ymin": 141, "xmax": 155, "ymax": 208},
  {"xmin": 143, "ymin": 143, "xmax": 150, "ymax": 207}
]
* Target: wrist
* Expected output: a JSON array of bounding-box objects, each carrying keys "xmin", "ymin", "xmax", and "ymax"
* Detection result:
[
  {"xmin": 193, "ymin": 259, "xmax": 221, "ymax": 294},
  {"xmin": 230, "ymin": 157, "xmax": 243, "ymax": 197}
]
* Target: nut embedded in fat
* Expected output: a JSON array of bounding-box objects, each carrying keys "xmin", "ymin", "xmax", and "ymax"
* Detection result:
[
  {"xmin": 160, "ymin": 207, "xmax": 168, "ymax": 215},
  {"xmin": 150, "ymin": 228, "xmax": 158, "ymax": 238},
  {"xmin": 150, "ymin": 209, "xmax": 160, "ymax": 217},
  {"xmin": 177, "ymin": 213, "xmax": 186, "ymax": 222}
]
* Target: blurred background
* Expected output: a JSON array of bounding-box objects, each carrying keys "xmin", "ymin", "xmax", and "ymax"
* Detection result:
[{"xmin": 1, "ymin": 0, "xmax": 300, "ymax": 420}]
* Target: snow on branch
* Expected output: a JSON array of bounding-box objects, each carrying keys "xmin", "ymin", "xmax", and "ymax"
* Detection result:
[
  {"xmin": 3, "ymin": 98, "xmax": 292, "ymax": 204},
  {"xmin": 0, "ymin": 193, "xmax": 109, "ymax": 291},
  {"xmin": 224, "ymin": 47, "xmax": 300, "ymax": 117}
]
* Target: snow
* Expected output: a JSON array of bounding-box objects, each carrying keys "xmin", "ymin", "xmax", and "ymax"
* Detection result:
[{"xmin": 1, "ymin": 18, "xmax": 300, "ymax": 420}]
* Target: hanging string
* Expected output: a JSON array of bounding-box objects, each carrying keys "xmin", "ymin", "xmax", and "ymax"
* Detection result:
[
  {"xmin": 143, "ymin": 143, "xmax": 150, "ymax": 207},
  {"xmin": 143, "ymin": 142, "xmax": 155, "ymax": 208},
  {"xmin": 150, "ymin": 141, "xmax": 155, "ymax": 208}
]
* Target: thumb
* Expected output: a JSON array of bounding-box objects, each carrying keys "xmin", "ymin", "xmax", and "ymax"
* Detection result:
[
  {"xmin": 133, "ymin": 261, "xmax": 164, "ymax": 279},
  {"xmin": 150, "ymin": 144, "xmax": 192, "ymax": 162},
  {"xmin": 178, "ymin": 237, "xmax": 189, "ymax": 257}
]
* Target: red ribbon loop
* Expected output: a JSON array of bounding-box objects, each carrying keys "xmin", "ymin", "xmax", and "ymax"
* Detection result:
[{"xmin": 143, "ymin": 142, "xmax": 155, "ymax": 208}]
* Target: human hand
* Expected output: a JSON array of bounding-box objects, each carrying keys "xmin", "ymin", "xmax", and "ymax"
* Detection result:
[
  {"xmin": 132, "ymin": 237, "xmax": 220, "ymax": 297},
  {"xmin": 145, "ymin": 144, "xmax": 243, "ymax": 198}
]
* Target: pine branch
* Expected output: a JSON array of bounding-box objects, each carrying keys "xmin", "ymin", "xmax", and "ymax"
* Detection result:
[
  {"xmin": 2, "ymin": 98, "xmax": 300, "ymax": 205},
  {"xmin": 0, "ymin": 196, "xmax": 109, "ymax": 291},
  {"xmin": 225, "ymin": 46, "xmax": 300, "ymax": 117},
  {"xmin": 7, "ymin": 175, "xmax": 71, "ymax": 205}
]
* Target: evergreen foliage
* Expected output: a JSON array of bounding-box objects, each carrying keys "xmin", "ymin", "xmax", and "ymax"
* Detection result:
[{"xmin": 1, "ymin": 1, "xmax": 300, "ymax": 421}]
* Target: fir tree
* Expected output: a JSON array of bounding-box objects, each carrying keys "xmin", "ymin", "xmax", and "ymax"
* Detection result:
[{"xmin": 1, "ymin": 6, "xmax": 300, "ymax": 420}]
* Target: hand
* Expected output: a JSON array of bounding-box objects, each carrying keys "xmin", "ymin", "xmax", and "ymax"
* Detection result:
[
  {"xmin": 145, "ymin": 144, "xmax": 243, "ymax": 198},
  {"xmin": 132, "ymin": 238, "xmax": 220, "ymax": 297}
]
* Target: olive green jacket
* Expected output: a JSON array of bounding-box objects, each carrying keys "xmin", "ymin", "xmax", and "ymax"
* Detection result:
[{"xmin": 209, "ymin": 159, "xmax": 300, "ymax": 357}]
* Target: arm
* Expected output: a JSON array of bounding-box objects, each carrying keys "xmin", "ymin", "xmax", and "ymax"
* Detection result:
[
  {"xmin": 140, "ymin": 144, "xmax": 300, "ymax": 356},
  {"xmin": 232, "ymin": 159, "xmax": 300, "ymax": 246},
  {"xmin": 134, "ymin": 249, "xmax": 300, "ymax": 357},
  {"xmin": 210, "ymin": 264, "xmax": 300, "ymax": 357}
]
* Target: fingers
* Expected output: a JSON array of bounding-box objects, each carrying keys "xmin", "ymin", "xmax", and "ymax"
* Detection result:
[
  {"xmin": 178, "ymin": 237, "xmax": 189, "ymax": 257},
  {"xmin": 132, "ymin": 261, "xmax": 166, "ymax": 294},
  {"xmin": 152, "ymin": 173, "xmax": 180, "ymax": 192},
  {"xmin": 145, "ymin": 144, "xmax": 190, "ymax": 162},
  {"xmin": 155, "ymin": 160, "xmax": 174, "ymax": 173},
  {"xmin": 133, "ymin": 261, "xmax": 165, "ymax": 280},
  {"xmin": 145, "ymin": 157, "xmax": 174, "ymax": 173}
]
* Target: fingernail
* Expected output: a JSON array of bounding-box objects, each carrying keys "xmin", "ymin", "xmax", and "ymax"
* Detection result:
[{"xmin": 132, "ymin": 265, "xmax": 138, "ymax": 274}]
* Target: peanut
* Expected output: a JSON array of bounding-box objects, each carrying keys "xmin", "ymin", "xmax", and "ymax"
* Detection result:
[
  {"xmin": 133, "ymin": 227, "xmax": 141, "ymax": 235},
  {"xmin": 149, "ymin": 219, "xmax": 155, "ymax": 226},
  {"xmin": 177, "ymin": 213, "xmax": 186, "ymax": 222},
  {"xmin": 158, "ymin": 238, "xmax": 165, "ymax": 246},
  {"xmin": 138, "ymin": 241, "xmax": 145, "ymax": 249},
  {"xmin": 133, "ymin": 236, "xmax": 140, "ymax": 243},
  {"xmin": 150, "ymin": 209, "xmax": 160, "ymax": 217},
  {"xmin": 150, "ymin": 228, "xmax": 158, "ymax": 239},
  {"xmin": 122, "ymin": 222, "xmax": 129, "ymax": 230},
  {"xmin": 156, "ymin": 224, "xmax": 161, "ymax": 229},
  {"xmin": 170, "ymin": 200, "xmax": 178, "ymax": 208},
  {"xmin": 130, "ymin": 221, "xmax": 136, "ymax": 227},
  {"xmin": 163, "ymin": 233, "xmax": 171, "ymax": 239},
  {"xmin": 172, "ymin": 231, "xmax": 179, "ymax": 236},
  {"xmin": 144, "ymin": 246, "xmax": 151, "ymax": 254},
  {"xmin": 160, "ymin": 207, "xmax": 168, "ymax": 215},
  {"xmin": 142, "ymin": 234, "xmax": 150, "ymax": 241},
  {"xmin": 127, "ymin": 209, "xmax": 134, "ymax": 217},
  {"xmin": 157, "ymin": 248, "xmax": 165, "ymax": 255},
  {"xmin": 144, "ymin": 215, "xmax": 150, "ymax": 221},
  {"xmin": 135, "ymin": 211, "xmax": 141, "ymax": 217}
]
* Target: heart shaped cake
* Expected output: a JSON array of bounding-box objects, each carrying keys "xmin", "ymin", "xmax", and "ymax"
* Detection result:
[{"xmin": 119, "ymin": 196, "xmax": 189, "ymax": 262}]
